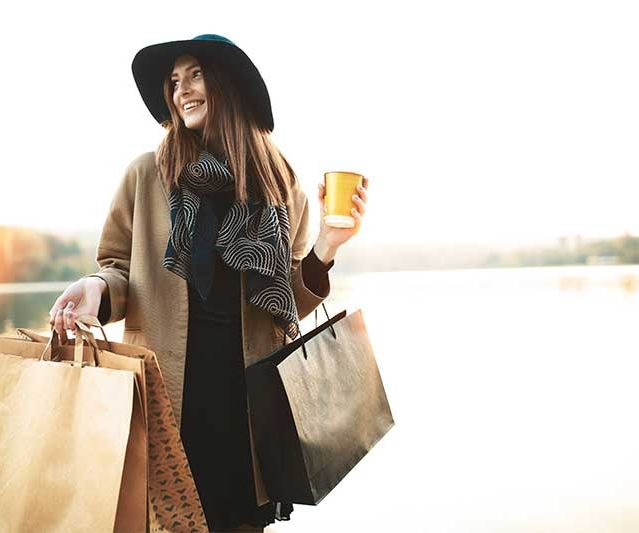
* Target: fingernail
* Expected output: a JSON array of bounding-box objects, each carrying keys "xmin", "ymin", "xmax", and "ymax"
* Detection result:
[{"xmin": 67, "ymin": 302, "xmax": 74, "ymax": 309}]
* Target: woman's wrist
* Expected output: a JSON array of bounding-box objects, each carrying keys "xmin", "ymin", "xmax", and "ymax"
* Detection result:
[
  {"xmin": 313, "ymin": 238, "xmax": 338, "ymax": 266},
  {"xmin": 86, "ymin": 276, "xmax": 108, "ymax": 295}
]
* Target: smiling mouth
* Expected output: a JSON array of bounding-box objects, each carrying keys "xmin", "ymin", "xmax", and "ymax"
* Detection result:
[{"xmin": 183, "ymin": 100, "xmax": 205, "ymax": 112}]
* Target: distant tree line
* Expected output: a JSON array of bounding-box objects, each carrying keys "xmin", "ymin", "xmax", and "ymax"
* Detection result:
[
  {"xmin": 481, "ymin": 235, "xmax": 639, "ymax": 268},
  {"xmin": 2, "ymin": 226, "xmax": 639, "ymax": 282},
  {"xmin": 0, "ymin": 227, "xmax": 95, "ymax": 283},
  {"xmin": 333, "ymin": 235, "xmax": 639, "ymax": 273}
]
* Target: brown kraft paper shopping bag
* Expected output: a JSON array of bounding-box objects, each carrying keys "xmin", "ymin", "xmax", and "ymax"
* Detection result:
[
  {"xmin": 0, "ymin": 323, "xmax": 146, "ymax": 532},
  {"xmin": 14, "ymin": 317, "xmax": 208, "ymax": 533}
]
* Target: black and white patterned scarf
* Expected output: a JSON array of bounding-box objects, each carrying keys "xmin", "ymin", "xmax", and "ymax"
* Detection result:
[{"xmin": 163, "ymin": 151, "xmax": 300, "ymax": 339}]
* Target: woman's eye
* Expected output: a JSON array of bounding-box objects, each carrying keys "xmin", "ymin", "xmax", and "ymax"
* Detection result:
[{"xmin": 171, "ymin": 70, "xmax": 200, "ymax": 91}]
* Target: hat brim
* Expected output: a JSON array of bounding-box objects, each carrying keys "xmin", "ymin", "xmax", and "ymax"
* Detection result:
[{"xmin": 131, "ymin": 39, "xmax": 274, "ymax": 131}]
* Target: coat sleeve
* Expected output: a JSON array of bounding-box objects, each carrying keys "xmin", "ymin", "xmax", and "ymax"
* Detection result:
[
  {"xmin": 289, "ymin": 189, "xmax": 330, "ymax": 320},
  {"xmin": 84, "ymin": 163, "xmax": 137, "ymax": 325}
]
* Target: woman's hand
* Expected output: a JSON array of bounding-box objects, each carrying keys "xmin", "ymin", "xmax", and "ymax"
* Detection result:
[
  {"xmin": 48, "ymin": 277, "xmax": 107, "ymax": 335},
  {"xmin": 313, "ymin": 177, "xmax": 369, "ymax": 264}
]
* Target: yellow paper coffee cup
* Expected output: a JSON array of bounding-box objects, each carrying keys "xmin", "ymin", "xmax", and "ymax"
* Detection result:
[{"xmin": 323, "ymin": 171, "xmax": 364, "ymax": 228}]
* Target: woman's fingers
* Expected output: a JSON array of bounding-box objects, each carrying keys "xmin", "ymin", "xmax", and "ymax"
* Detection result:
[
  {"xmin": 318, "ymin": 183, "xmax": 326, "ymax": 213},
  {"xmin": 53, "ymin": 309, "xmax": 64, "ymax": 335},
  {"xmin": 49, "ymin": 296, "xmax": 66, "ymax": 324},
  {"xmin": 357, "ymin": 184, "xmax": 368, "ymax": 204},
  {"xmin": 351, "ymin": 205, "xmax": 363, "ymax": 230},
  {"xmin": 350, "ymin": 180, "xmax": 368, "ymax": 231},
  {"xmin": 62, "ymin": 302, "xmax": 76, "ymax": 330},
  {"xmin": 50, "ymin": 302, "xmax": 76, "ymax": 332},
  {"xmin": 352, "ymin": 193, "xmax": 366, "ymax": 217}
]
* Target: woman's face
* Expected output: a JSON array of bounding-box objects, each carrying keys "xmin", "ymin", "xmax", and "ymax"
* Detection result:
[{"xmin": 171, "ymin": 54, "xmax": 208, "ymax": 131}]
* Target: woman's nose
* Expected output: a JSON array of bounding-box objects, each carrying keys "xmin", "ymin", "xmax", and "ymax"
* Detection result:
[{"xmin": 175, "ymin": 79, "xmax": 192, "ymax": 98}]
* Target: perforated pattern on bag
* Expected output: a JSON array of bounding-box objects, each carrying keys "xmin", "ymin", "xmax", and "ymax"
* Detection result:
[{"xmin": 145, "ymin": 356, "xmax": 209, "ymax": 533}]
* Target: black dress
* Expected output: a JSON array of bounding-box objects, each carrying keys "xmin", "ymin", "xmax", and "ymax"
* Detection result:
[{"xmin": 179, "ymin": 189, "xmax": 332, "ymax": 531}]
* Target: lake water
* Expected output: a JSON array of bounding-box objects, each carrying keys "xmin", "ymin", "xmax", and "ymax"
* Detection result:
[{"xmin": 3, "ymin": 266, "xmax": 639, "ymax": 532}]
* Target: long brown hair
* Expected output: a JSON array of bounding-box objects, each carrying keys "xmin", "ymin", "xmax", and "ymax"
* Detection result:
[{"xmin": 156, "ymin": 54, "xmax": 296, "ymax": 205}]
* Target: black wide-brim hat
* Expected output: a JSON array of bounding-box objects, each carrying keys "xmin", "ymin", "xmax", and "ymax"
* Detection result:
[{"xmin": 132, "ymin": 34, "xmax": 274, "ymax": 131}]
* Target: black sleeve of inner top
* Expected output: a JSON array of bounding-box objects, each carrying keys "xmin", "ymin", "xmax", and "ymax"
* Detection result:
[
  {"xmin": 301, "ymin": 247, "xmax": 334, "ymax": 297},
  {"xmin": 97, "ymin": 297, "xmax": 111, "ymax": 326}
]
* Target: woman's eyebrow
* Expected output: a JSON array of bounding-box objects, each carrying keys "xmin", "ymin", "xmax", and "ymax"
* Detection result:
[{"xmin": 171, "ymin": 64, "xmax": 200, "ymax": 78}]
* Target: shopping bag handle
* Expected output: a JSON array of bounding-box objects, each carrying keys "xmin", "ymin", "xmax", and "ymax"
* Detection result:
[
  {"xmin": 313, "ymin": 303, "xmax": 337, "ymax": 339},
  {"xmin": 27, "ymin": 315, "xmax": 111, "ymax": 353},
  {"xmin": 73, "ymin": 320, "xmax": 102, "ymax": 367},
  {"xmin": 40, "ymin": 319, "xmax": 102, "ymax": 367},
  {"xmin": 75, "ymin": 314, "xmax": 112, "ymax": 350},
  {"xmin": 289, "ymin": 304, "xmax": 342, "ymax": 361},
  {"xmin": 58, "ymin": 314, "xmax": 112, "ymax": 352},
  {"xmin": 280, "ymin": 304, "xmax": 338, "ymax": 349},
  {"xmin": 15, "ymin": 327, "xmax": 61, "ymax": 343}
]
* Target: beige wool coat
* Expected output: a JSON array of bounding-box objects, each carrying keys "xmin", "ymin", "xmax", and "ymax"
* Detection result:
[{"xmin": 86, "ymin": 151, "xmax": 329, "ymax": 503}]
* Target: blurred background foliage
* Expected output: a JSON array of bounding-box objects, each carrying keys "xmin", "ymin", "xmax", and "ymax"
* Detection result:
[
  {"xmin": 0, "ymin": 226, "xmax": 96, "ymax": 283},
  {"xmin": 2, "ymin": 225, "xmax": 639, "ymax": 283}
]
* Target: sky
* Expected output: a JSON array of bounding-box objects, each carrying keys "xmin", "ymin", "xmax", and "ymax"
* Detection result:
[{"xmin": 1, "ymin": 0, "xmax": 638, "ymax": 247}]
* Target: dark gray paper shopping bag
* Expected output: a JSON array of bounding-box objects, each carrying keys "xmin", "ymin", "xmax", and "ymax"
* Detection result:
[{"xmin": 246, "ymin": 309, "xmax": 394, "ymax": 505}]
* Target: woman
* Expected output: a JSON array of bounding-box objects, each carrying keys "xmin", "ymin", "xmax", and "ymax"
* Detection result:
[{"xmin": 48, "ymin": 34, "xmax": 368, "ymax": 532}]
